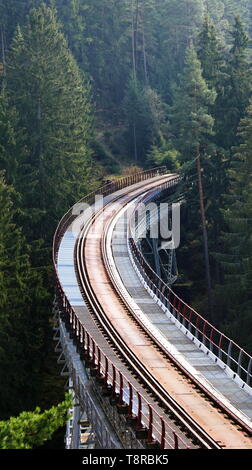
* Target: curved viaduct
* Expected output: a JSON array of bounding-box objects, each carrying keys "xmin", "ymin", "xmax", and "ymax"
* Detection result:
[{"xmin": 53, "ymin": 168, "xmax": 252, "ymax": 449}]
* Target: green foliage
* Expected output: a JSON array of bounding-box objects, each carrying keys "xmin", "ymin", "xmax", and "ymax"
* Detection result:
[
  {"xmin": 222, "ymin": 0, "xmax": 250, "ymax": 33},
  {"xmin": 0, "ymin": 393, "xmax": 72, "ymax": 449},
  {"xmin": 7, "ymin": 3, "xmax": 93, "ymax": 242},
  {"xmin": 215, "ymin": 16, "xmax": 251, "ymax": 150},
  {"xmin": 147, "ymin": 139, "xmax": 180, "ymax": 171},
  {"xmin": 0, "ymin": 4, "xmax": 96, "ymax": 424},
  {"xmin": 0, "ymin": 174, "xmax": 51, "ymax": 419},
  {"xmin": 197, "ymin": 15, "xmax": 225, "ymax": 90},
  {"xmin": 124, "ymin": 76, "xmax": 166, "ymax": 163},
  {"xmin": 170, "ymin": 43, "xmax": 216, "ymax": 161},
  {"xmin": 0, "ymin": 91, "xmax": 19, "ymax": 185},
  {"xmin": 1, "ymin": 0, "xmax": 252, "ymax": 441},
  {"xmin": 221, "ymin": 99, "xmax": 252, "ymax": 289}
]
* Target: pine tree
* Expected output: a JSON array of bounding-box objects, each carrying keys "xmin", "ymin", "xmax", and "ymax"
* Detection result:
[
  {"xmin": 216, "ymin": 16, "xmax": 251, "ymax": 150},
  {"xmin": 53, "ymin": 0, "xmax": 89, "ymax": 70},
  {"xmin": 197, "ymin": 18, "xmax": 231, "ymax": 289},
  {"xmin": 0, "ymin": 90, "xmax": 19, "ymax": 184},
  {"xmin": 0, "ymin": 393, "xmax": 72, "ymax": 449},
  {"xmin": 0, "ymin": 1, "xmax": 30, "ymax": 42},
  {"xmin": 170, "ymin": 43, "xmax": 216, "ymax": 318},
  {"xmin": 170, "ymin": 43, "xmax": 216, "ymax": 161},
  {"xmin": 124, "ymin": 76, "xmax": 165, "ymax": 164},
  {"xmin": 197, "ymin": 15, "xmax": 225, "ymax": 90},
  {"xmin": 222, "ymin": 0, "xmax": 250, "ymax": 33},
  {"xmin": 55, "ymin": 0, "xmax": 133, "ymax": 122},
  {"xmin": 0, "ymin": 174, "xmax": 51, "ymax": 419},
  {"xmin": 204, "ymin": 0, "xmax": 225, "ymax": 27},
  {"xmin": 153, "ymin": 0, "xmax": 204, "ymax": 97},
  {"xmin": 1, "ymin": 5, "xmax": 93, "ymax": 419},
  {"xmin": 7, "ymin": 4, "xmax": 93, "ymax": 242},
  {"xmin": 216, "ymin": 99, "xmax": 252, "ymax": 351}
]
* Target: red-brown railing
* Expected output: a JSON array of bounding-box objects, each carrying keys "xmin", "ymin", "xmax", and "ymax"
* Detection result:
[
  {"xmin": 128, "ymin": 182, "xmax": 252, "ymax": 389},
  {"xmin": 53, "ymin": 166, "xmax": 167, "ymax": 261},
  {"xmin": 53, "ymin": 167, "xmax": 190, "ymax": 449}
]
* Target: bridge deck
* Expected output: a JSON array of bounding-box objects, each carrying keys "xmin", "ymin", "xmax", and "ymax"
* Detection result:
[
  {"xmin": 112, "ymin": 215, "xmax": 252, "ymax": 420},
  {"xmin": 56, "ymin": 175, "xmax": 252, "ymax": 449},
  {"xmin": 57, "ymin": 210, "xmax": 195, "ymax": 448}
]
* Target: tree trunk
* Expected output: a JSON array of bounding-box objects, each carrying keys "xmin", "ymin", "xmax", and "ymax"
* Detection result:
[
  {"xmin": 141, "ymin": 4, "xmax": 148, "ymax": 85},
  {"xmin": 196, "ymin": 146, "xmax": 214, "ymax": 321},
  {"xmin": 1, "ymin": 27, "xmax": 6, "ymax": 77},
  {"xmin": 131, "ymin": 0, "xmax": 136, "ymax": 80},
  {"xmin": 133, "ymin": 121, "xmax": 138, "ymax": 163}
]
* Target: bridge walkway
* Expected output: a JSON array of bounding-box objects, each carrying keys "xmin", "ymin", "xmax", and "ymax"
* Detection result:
[
  {"xmin": 56, "ymin": 187, "xmax": 195, "ymax": 449},
  {"xmin": 111, "ymin": 205, "xmax": 252, "ymax": 424}
]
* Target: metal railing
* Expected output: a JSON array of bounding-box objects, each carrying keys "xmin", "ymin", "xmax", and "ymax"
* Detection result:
[
  {"xmin": 53, "ymin": 166, "xmax": 167, "ymax": 260},
  {"xmin": 53, "ymin": 167, "xmax": 190, "ymax": 449},
  {"xmin": 128, "ymin": 180, "xmax": 252, "ymax": 389},
  {"xmin": 74, "ymin": 319, "xmax": 188, "ymax": 449}
]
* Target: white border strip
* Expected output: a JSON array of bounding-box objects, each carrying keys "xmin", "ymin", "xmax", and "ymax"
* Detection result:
[{"xmin": 105, "ymin": 197, "xmax": 252, "ymax": 430}]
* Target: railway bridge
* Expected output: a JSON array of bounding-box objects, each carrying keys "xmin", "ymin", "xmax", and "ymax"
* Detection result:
[{"xmin": 53, "ymin": 168, "xmax": 252, "ymax": 449}]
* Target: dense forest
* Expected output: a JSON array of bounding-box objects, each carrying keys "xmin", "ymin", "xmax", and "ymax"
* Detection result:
[{"xmin": 0, "ymin": 0, "xmax": 251, "ymax": 448}]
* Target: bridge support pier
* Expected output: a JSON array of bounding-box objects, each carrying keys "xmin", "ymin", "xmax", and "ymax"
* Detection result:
[
  {"xmin": 53, "ymin": 300, "xmax": 160, "ymax": 449},
  {"xmin": 53, "ymin": 302, "xmax": 121, "ymax": 449}
]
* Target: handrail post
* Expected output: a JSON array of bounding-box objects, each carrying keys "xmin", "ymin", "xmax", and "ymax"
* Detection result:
[
  {"xmin": 160, "ymin": 419, "xmax": 165, "ymax": 449},
  {"xmin": 173, "ymin": 432, "xmax": 179, "ymax": 449},
  {"xmin": 119, "ymin": 372, "xmax": 124, "ymax": 405},
  {"xmin": 137, "ymin": 392, "xmax": 142, "ymax": 428},
  {"xmin": 147, "ymin": 405, "xmax": 153, "ymax": 443},
  {"xmin": 202, "ymin": 321, "xmax": 207, "ymax": 345},
  {"xmin": 182, "ymin": 304, "xmax": 187, "ymax": 320},
  {"xmin": 218, "ymin": 334, "xmax": 223, "ymax": 361},
  {"xmin": 227, "ymin": 341, "xmax": 232, "ymax": 368},
  {"xmin": 247, "ymin": 358, "xmax": 252, "ymax": 386},
  {"xmin": 97, "ymin": 347, "xmax": 101, "ymax": 375},
  {"xmin": 128, "ymin": 382, "xmax": 133, "ymax": 416},
  {"xmin": 237, "ymin": 349, "xmax": 243, "ymax": 376},
  {"xmin": 112, "ymin": 365, "xmax": 116, "ymax": 395},
  {"xmin": 87, "ymin": 332, "xmax": 90, "ymax": 359},
  {"xmin": 195, "ymin": 315, "xmax": 200, "ymax": 339},
  {"xmin": 105, "ymin": 356, "xmax": 109, "ymax": 384},
  {"xmin": 92, "ymin": 339, "xmax": 96, "ymax": 365},
  {"xmin": 188, "ymin": 309, "xmax": 193, "ymax": 333},
  {"xmin": 81, "ymin": 325, "xmax": 85, "ymax": 349},
  {"xmin": 210, "ymin": 327, "xmax": 214, "ymax": 352}
]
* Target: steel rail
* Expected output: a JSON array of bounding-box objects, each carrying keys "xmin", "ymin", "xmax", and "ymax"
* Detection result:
[
  {"xmin": 75, "ymin": 177, "xmax": 222, "ymax": 450},
  {"xmin": 103, "ymin": 178, "xmax": 252, "ymax": 439},
  {"xmin": 126, "ymin": 190, "xmax": 252, "ymax": 437},
  {"xmin": 129, "ymin": 189, "xmax": 252, "ymax": 391},
  {"xmin": 53, "ymin": 167, "xmax": 251, "ymax": 449},
  {"xmin": 53, "ymin": 166, "xmax": 168, "ymax": 262}
]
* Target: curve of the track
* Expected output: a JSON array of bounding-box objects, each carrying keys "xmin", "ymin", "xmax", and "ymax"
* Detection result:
[{"xmin": 75, "ymin": 175, "xmax": 252, "ymax": 449}]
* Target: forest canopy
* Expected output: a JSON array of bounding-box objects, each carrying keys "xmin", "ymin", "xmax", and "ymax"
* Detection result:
[{"xmin": 0, "ymin": 0, "xmax": 251, "ymax": 448}]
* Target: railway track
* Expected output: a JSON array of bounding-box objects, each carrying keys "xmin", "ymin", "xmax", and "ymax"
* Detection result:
[
  {"xmin": 109, "ymin": 184, "xmax": 252, "ymax": 435},
  {"xmin": 74, "ymin": 174, "xmax": 252, "ymax": 449}
]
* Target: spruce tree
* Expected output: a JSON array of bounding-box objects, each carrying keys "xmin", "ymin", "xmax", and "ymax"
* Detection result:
[
  {"xmin": 216, "ymin": 99, "xmax": 252, "ymax": 351},
  {"xmin": 216, "ymin": 16, "xmax": 251, "ymax": 150},
  {"xmin": 170, "ymin": 43, "xmax": 216, "ymax": 162},
  {"xmin": 170, "ymin": 43, "xmax": 216, "ymax": 318},
  {"xmin": 222, "ymin": 0, "xmax": 250, "ymax": 31},
  {"xmin": 154, "ymin": 0, "xmax": 204, "ymax": 94},
  {"xmin": 1, "ymin": 4, "xmax": 94, "ymax": 419},
  {"xmin": 0, "ymin": 393, "xmax": 72, "ymax": 449},
  {"xmin": 197, "ymin": 18, "xmax": 230, "ymax": 289},
  {"xmin": 197, "ymin": 15, "xmax": 225, "ymax": 91},
  {"xmin": 0, "ymin": 90, "xmax": 19, "ymax": 185},
  {"xmin": 0, "ymin": 174, "xmax": 51, "ymax": 418},
  {"xmin": 7, "ymin": 4, "xmax": 93, "ymax": 242},
  {"xmin": 0, "ymin": 1, "xmax": 36, "ymax": 44},
  {"xmin": 124, "ymin": 76, "xmax": 165, "ymax": 164}
]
